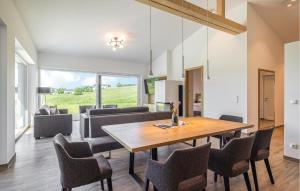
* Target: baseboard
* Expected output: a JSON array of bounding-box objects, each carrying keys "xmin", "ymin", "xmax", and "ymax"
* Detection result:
[
  {"xmin": 0, "ymin": 153, "xmax": 16, "ymax": 172},
  {"xmin": 283, "ymin": 155, "xmax": 300, "ymax": 163}
]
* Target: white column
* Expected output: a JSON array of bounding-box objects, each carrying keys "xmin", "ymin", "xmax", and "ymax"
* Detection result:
[{"xmin": 0, "ymin": 21, "xmax": 16, "ymax": 166}]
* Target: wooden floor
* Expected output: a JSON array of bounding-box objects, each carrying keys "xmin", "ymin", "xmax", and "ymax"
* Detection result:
[{"xmin": 0, "ymin": 122, "xmax": 299, "ymax": 191}]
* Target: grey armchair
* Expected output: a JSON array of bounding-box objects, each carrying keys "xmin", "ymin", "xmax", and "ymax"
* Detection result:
[
  {"xmin": 207, "ymin": 115, "xmax": 243, "ymax": 148},
  {"xmin": 145, "ymin": 143, "xmax": 211, "ymax": 191},
  {"xmin": 53, "ymin": 134, "xmax": 113, "ymax": 191},
  {"xmin": 208, "ymin": 135, "xmax": 255, "ymax": 191},
  {"xmin": 250, "ymin": 128, "xmax": 274, "ymax": 191}
]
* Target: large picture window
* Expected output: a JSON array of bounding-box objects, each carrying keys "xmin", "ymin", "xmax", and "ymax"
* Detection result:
[
  {"xmin": 39, "ymin": 70, "xmax": 140, "ymax": 114},
  {"xmin": 99, "ymin": 75, "xmax": 139, "ymax": 108},
  {"xmin": 39, "ymin": 69, "xmax": 96, "ymax": 114}
]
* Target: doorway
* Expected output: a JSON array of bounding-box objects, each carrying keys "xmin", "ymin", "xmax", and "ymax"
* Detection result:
[
  {"xmin": 258, "ymin": 69, "xmax": 275, "ymax": 129},
  {"xmin": 185, "ymin": 66, "xmax": 204, "ymax": 117}
]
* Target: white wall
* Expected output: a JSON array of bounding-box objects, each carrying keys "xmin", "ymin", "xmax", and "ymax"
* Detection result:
[
  {"xmin": 0, "ymin": 0, "xmax": 37, "ymax": 165},
  {"xmin": 247, "ymin": 4, "xmax": 284, "ymax": 131},
  {"xmin": 151, "ymin": 50, "xmax": 171, "ymax": 77},
  {"xmin": 39, "ymin": 53, "xmax": 148, "ymax": 76},
  {"xmin": 284, "ymin": 41, "xmax": 300, "ymax": 160},
  {"xmin": 167, "ymin": 2, "xmax": 248, "ymax": 121}
]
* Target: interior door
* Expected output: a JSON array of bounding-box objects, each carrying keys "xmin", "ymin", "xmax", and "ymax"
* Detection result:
[{"xmin": 263, "ymin": 75, "xmax": 275, "ymax": 120}]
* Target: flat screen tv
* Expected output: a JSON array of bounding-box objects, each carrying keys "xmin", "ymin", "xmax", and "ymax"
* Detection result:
[{"xmin": 144, "ymin": 77, "xmax": 160, "ymax": 95}]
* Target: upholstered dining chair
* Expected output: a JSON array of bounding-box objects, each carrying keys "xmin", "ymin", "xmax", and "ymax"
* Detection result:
[
  {"xmin": 250, "ymin": 128, "xmax": 275, "ymax": 191},
  {"xmin": 208, "ymin": 135, "xmax": 255, "ymax": 191},
  {"xmin": 53, "ymin": 134, "xmax": 113, "ymax": 191},
  {"xmin": 207, "ymin": 115, "xmax": 243, "ymax": 148},
  {"xmin": 144, "ymin": 143, "xmax": 211, "ymax": 191},
  {"xmin": 79, "ymin": 105, "xmax": 96, "ymax": 114}
]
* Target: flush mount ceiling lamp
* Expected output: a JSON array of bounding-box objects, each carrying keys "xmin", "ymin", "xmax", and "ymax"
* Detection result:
[
  {"xmin": 285, "ymin": 0, "xmax": 298, "ymax": 7},
  {"xmin": 107, "ymin": 35, "xmax": 125, "ymax": 51}
]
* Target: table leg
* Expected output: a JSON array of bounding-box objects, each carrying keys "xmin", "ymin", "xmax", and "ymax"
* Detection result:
[
  {"xmin": 192, "ymin": 139, "xmax": 197, "ymax": 147},
  {"xmin": 129, "ymin": 152, "xmax": 135, "ymax": 175},
  {"xmin": 128, "ymin": 152, "xmax": 144, "ymax": 187},
  {"xmin": 151, "ymin": 148, "xmax": 158, "ymax": 161}
]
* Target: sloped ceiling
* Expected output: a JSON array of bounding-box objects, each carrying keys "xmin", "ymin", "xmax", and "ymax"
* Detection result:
[
  {"xmin": 250, "ymin": 0, "xmax": 299, "ymax": 43},
  {"xmin": 13, "ymin": 0, "xmax": 245, "ymax": 63}
]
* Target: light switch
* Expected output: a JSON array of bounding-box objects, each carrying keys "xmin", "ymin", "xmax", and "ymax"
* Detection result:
[
  {"xmin": 290, "ymin": 143, "xmax": 299, "ymax": 150},
  {"xmin": 290, "ymin": 100, "xmax": 299, "ymax": 104}
]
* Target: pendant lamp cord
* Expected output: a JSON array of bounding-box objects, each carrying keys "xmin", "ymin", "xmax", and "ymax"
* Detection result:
[
  {"xmin": 181, "ymin": 0, "xmax": 185, "ymax": 78},
  {"xmin": 206, "ymin": 0, "xmax": 210, "ymax": 80},
  {"xmin": 149, "ymin": 0, "xmax": 153, "ymax": 76}
]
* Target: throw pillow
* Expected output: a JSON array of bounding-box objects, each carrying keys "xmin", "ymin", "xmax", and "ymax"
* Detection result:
[
  {"xmin": 50, "ymin": 105, "xmax": 59, "ymax": 115},
  {"xmin": 39, "ymin": 108, "xmax": 50, "ymax": 115}
]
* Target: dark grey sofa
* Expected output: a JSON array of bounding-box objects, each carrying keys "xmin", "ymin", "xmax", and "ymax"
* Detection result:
[
  {"xmin": 80, "ymin": 106, "xmax": 150, "ymax": 138},
  {"xmin": 34, "ymin": 109, "xmax": 72, "ymax": 139},
  {"xmin": 89, "ymin": 111, "xmax": 172, "ymax": 138},
  {"xmin": 86, "ymin": 111, "xmax": 172, "ymax": 155}
]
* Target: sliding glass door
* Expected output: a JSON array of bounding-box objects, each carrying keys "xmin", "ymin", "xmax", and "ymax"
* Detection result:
[
  {"xmin": 98, "ymin": 74, "xmax": 139, "ymax": 108},
  {"xmin": 15, "ymin": 57, "xmax": 28, "ymax": 136}
]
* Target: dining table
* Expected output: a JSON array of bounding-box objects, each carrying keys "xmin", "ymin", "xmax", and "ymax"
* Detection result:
[{"xmin": 102, "ymin": 117, "xmax": 254, "ymax": 186}]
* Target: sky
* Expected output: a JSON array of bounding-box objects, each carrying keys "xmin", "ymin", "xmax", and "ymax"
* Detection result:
[{"xmin": 40, "ymin": 70, "xmax": 137, "ymax": 89}]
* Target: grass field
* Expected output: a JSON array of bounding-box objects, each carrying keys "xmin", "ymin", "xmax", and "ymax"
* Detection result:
[{"xmin": 45, "ymin": 86, "xmax": 137, "ymax": 114}]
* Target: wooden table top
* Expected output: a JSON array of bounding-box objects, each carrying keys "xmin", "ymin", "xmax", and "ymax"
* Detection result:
[{"xmin": 102, "ymin": 117, "xmax": 254, "ymax": 152}]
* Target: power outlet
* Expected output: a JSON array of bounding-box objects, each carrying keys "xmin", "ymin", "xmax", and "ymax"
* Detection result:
[{"xmin": 289, "ymin": 143, "xmax": 299, "ymax": 150}]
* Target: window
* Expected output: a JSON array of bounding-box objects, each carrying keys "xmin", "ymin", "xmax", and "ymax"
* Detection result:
[
  {"xmin": 39, "ymin": 70, "xmax": 140, "ymax": 114},
  {"xmin": 15, "ymin": 56, "xmax": 28, "ymax": 136},
  {"xmin": 99, "ymin": 75, "xmax": 139, "ymax": 108},
  {"xmin": 39, "ymin": 69, "xmax": 96, "ymax": 114}
]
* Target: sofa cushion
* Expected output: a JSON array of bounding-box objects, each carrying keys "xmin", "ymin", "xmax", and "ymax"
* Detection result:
[{"xmin": 86, "ymin": 137, "xmax": 123, "ymax": 153}]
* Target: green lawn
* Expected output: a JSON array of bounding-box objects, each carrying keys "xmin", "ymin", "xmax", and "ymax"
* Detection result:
[{"xmin": 45, "ymin": 86, "xmax": 137, "ymax": 114}]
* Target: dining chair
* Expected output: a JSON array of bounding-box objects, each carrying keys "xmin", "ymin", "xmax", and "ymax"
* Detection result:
[
  {"xmin": 208, "ymin": 135, "xmax": 255, "ymax": 191},
  {"xmin": 79, "ymin": 105, "xmax": 96, "ymax": 114},
  {"xmin": 144, "ymin": 143, "xmax": 211, "ymax": 191},
  {"xmin": 53, "ymin": 134, "xmax": 113, "ymax": 191},
  {"xmin": 103, "ymin": 104, "xmax": 118, "ymax": 109},
  {"xmin": 250, "ymin": 128, "xmax": 275, "ymax": 191},
  {"xmin": 207, "ymin": 115, "xmax": 243, "ymax": 148}
]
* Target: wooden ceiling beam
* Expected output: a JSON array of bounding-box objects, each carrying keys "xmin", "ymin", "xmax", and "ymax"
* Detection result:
[
  {"xmin": 135, "ymin": 0, "xmax": 246, "ymax": 35},
  {"xmin": 216, "ymin": 0, "xmax": 225, "ymax": 17}
]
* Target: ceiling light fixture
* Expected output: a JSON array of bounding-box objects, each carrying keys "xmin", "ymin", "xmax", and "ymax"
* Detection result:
[
  {"xmin": 285, "ymin": 0, "xmax": 298, "ymax": 7},
  {"xmin": 107, "ymin": 36, "xmax": 125, "ymax": 51}
]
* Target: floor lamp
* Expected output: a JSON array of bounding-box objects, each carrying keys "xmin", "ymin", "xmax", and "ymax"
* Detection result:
[{"xmin": 37, "ymin": 87, "xmax": 51, "ymax": 106}]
